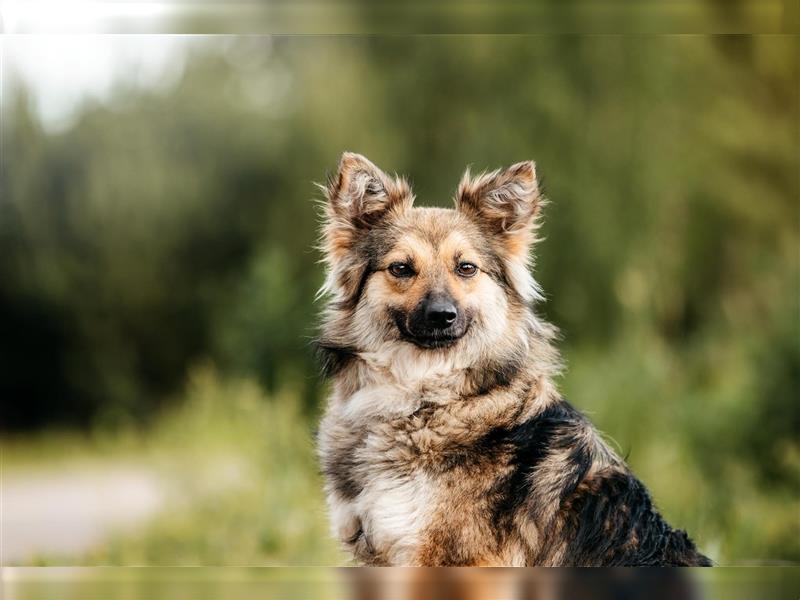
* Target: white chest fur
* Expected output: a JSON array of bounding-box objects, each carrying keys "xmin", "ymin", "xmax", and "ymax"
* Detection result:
[
  {"xmin": 354, "ymin": 462, "xmax": 433, "ymax": 564},
  {"xmin": 323, "ymin": 356, "xmax": 463, "ymax": 564},
  {"xmin": 323, "ymin": 417, "xmax": 435, "ymax": 563}
]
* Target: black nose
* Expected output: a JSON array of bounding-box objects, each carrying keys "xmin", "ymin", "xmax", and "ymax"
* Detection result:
[{"xmin": 424, "ymin": 298, "xmax": 458, "ymax": 329}]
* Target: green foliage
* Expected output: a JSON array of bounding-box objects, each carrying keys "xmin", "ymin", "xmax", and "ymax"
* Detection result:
[
  {"xmin": 1, "ymin": 34, "xmax": 797, "ymax": 562},
  {"xmin": 21, "ymin": 366, "xmax": 344, "ymax": 566},
  {"xmin": 90, "ymin": 367, "xmax": 343, "ymax": 566}
]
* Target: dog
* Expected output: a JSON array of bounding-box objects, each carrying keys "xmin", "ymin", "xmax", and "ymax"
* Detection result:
[{"xmin": 315, "ymin": 152, "xmax": 712, "ymax": 566}]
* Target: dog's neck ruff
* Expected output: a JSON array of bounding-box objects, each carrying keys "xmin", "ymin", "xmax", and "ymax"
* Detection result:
[
  {"xmin": 336, "ymin": 343, "xmax": 474, "ymax": 422},
  {"xmin": 330, "ymin": 331, "xmax": 559, "ymax": 428}
]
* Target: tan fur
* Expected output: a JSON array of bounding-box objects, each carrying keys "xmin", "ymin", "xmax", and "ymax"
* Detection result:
[
  {"xmin": 317, "ymin": 153, "xmax": 568, "ymax": 565},
  {"xmin": 316, "ymin": 153, "xmax": 654, "ymax": 567}
]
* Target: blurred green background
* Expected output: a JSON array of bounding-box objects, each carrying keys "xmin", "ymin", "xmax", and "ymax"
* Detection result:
[{"xmin": 1, "ymin": 30, "xmax": 797, "ymax": 566}]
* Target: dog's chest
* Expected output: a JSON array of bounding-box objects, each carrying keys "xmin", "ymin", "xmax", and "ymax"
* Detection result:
[
  {"xmin": 351, "ymin": 459, "xmax": 433, "ymax": 564},
  {"xmin": 323, "ymin": 382, "xmax": 451, "ymax": 564}
]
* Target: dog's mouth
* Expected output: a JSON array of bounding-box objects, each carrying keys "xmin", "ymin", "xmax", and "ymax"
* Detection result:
[{"xmin": 406, "ymin": 331, "xmax": 466, "ymax": 349}]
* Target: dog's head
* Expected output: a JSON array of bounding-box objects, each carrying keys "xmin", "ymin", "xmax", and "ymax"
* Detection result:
[{"xmin": 319, "ymin": 152, "xmax": 543, "ymax": 362}]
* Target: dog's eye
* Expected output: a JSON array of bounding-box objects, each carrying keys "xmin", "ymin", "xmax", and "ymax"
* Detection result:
[
  {"xmin": 388, "ymin": 262, "xmax": 415, "ymax": 278},
  {"xmin": 456, "ymin": 262, "xmax": 478, "ymax": 278}
]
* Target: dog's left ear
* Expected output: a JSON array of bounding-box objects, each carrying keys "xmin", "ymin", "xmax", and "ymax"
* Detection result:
[{"xmin": 455, "ymin": 161, "xmax": 542, "ymax": 259}]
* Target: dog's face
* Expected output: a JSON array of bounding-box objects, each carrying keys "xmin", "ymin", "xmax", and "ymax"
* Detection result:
[{"xmin": 320, "ymin": 152, "xmax": 542, "ymax": 360}]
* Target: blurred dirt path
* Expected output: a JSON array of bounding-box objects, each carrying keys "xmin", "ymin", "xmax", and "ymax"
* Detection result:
[{"xmin": 2, "ymin": 465, "xmax": 165, "ymax": 564}]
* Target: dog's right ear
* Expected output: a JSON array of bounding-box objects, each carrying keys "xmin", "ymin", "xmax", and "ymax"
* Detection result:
[
  {"xmin": 318, "ymin": 153, "xmax": 412, "ymax": 303},
  {"xmin": 322, "ymin": 152, "xmax": 412, "ymax": 259}
]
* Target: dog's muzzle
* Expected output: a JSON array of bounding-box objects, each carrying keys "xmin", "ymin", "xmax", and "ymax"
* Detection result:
[{"xmin": 393, "ymin": 292, "xmax": 471, "ymax": 349}]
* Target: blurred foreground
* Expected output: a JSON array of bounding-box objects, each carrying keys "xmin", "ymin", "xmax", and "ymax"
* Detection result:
[
  {"xmin": 2, "ymin": 366, "xmax": 343, "ymax": 566},
  {"xmin": 4, "ymin": 567, "xmax": 800, "ymax": 600}
]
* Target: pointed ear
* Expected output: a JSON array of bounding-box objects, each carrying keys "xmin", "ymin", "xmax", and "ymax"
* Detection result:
[
  {"xmin": 318, "ymin": 153, "xmax": 413, "ymax": 304},
  {"xmin": 322, "ymin": 152, "xmax": 413, "ymax": 259},
  {"xmin": 455, "ymin": 161, "xmax": 542, "ymax": 259}
]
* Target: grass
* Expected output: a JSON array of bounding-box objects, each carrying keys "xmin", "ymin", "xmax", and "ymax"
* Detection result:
[{"xmin": 8, "ymin": 364, "xmax": 344, "ymax": 566}]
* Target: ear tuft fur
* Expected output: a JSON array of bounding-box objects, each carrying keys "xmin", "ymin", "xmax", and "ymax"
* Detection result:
[
  {"xmin": 456, "ymin": 160, "xmax": 541, "ymax": 238},
  {"xmin": 325, "ymin": 152, "xmax": 412, "ymax": 232}
]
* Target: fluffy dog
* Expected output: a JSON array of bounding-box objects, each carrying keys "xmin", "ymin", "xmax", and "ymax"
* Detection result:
[{"xmin": 315, "ymin": 152, "xmax": 711, "ymax": 566}]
